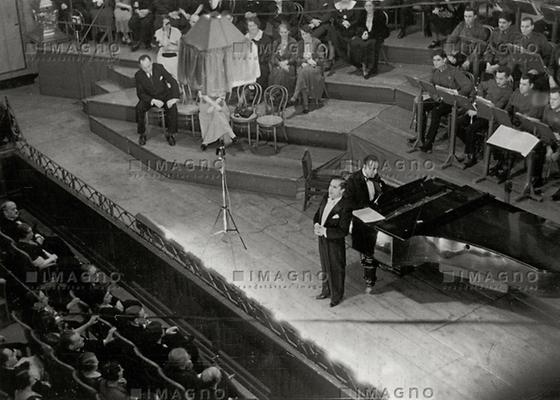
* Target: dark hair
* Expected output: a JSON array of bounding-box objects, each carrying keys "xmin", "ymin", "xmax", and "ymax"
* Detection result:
[
  {"xmin": 299, "ymin": 24, "xmax": 313, "ymax": 34},
  {"xmin": 463, "ymin": 5, "xmax": 475, "ymax": 15},
  {"xmin": 332, "ymin": 177, "xmax": 347, "ymax": 191},
  {"xmin": 0, "ymin": 349, "xmax": 10, "ymax": 367},
  {"xmin": 431, "ymin": 49, "xmax": 446, "ymax": 59},
  {"xmin": 496, "ymin": 66, "xmax": 510, "ymax": 77},
  {"xmin": 16, "ymin": 222, "xmax": 32, "ymax": 240},
  {"xmin": 102, "ymin": 362, "xmax": 122, "ymax": 381},
  {"xmin": 550, "ymin": 87, "xmax": 560, "ymax": 96},
  {"xmin": 521, "ymin": 16, "xmax": 534, "ymax": 25},
  {"xmin": 498, "ymin": 12, "xmax": 513, "ymax": 23},
  {"xmin": 519, "ymin": 73, "xmax": 533, "ymax": 83},
  {"xmin": 246, "ymin": 16, "xmax": 261, "ymax": 29},
  {"xmin": 363, "ymin": 154, "xmax": 379, "ymax": 165},
  {"xmin": 138, "ymin": 54, "xmax": 151, "ymax": 63},
  {"xmin": 14, "ymin": 369, "xmax": 34, "ymax": 390}
]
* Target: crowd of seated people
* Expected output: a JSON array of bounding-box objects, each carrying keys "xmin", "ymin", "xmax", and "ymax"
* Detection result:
[{"xmin": 0, "ymin": 201, "xmax": 229, "ymax": 399}]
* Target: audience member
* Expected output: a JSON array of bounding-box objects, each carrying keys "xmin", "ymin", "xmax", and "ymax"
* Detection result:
[
  {"xmin": 56, "ymin": 322, "xmax": 117, "ymax": 367},
  {"xmin": 348, "ymin": 0, "xmax": 389, "ymax": 79},
  {"xmin": 245, "ymin": 17, "xmax": 273, "ymax": 89},
  {"xmin": 269, "ymin": 22, "xmax": 298, "ymax": 95},
  {"xmin": 289, "ymin": 25, "xmax": 326, "ymax": 114},
  {"xmin": 154, "ymin": 17, "xmax": 182, "ymax": 82},
  {"xmin": 267, "ymin": 0, "xmax": 300, "ymax": 39},
  {"xmin": 114, "ymin": 0, "xmax": 133, "ymax": 44},
  {"xmin": 88, "ymin": 0, "xmax": 115, "ymax": 43},
  {"xmin": 98, "ymin": 362, "xmax": 129, "ymax": 400},
  {"xmin": 15, "ymin": 223, "xmax": 58, "ymax": 271},
  {"xmin": 129, "ymin": 0, "xmax": 154, "ymax": 51},
  {"xmin": 164, "ymin": 348, "xmax": 221, "ymax": 397},
  {"xmin": 303, "ymin": 0, "xmax": 335, "ymax": 66},
  {"xmin": 509, "ymin": 17, "xmax": 552, "ymax": 78},
  {"xmin": 77, "ymin": 352, "xmax": 102, "ymax": 391},
  {"xmin": 13, "ymin": 369, "xmax": 44, "ymax": 400},
  {"xmin": 330, "ymin": 0, "xmax": 359, "ymax": 61},
  {"xmin": 427, "ymin": 2, "xmax": 463, "ymax": 49}
]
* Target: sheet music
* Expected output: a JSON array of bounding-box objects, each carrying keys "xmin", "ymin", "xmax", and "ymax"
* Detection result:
[
  {"xmin": 487, "ymin": 125, "xmax": 540, "ymax": 157},
  {"xmin": 352, "ymin": 207, "xmax": 385, "ymax": 223}
]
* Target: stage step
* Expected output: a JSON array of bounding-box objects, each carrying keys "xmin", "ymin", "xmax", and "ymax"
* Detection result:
[
  {"xmin": 93, "ymin": 80, "xmax": 125, "ymax": 95},
  {"xmin": 108, "ymin": 65, "xmax": 137, "ymax": 89},
  {"xmin": 105, "ymin": 59, "xmax": 432, "ymax": 108},
  {"xmin": 88, "ymin": 116, "xmax": 343, "ymax": 197},
  {"xmin": 84, "ymin": 88, "xmax": 391, "ymax": 150}
]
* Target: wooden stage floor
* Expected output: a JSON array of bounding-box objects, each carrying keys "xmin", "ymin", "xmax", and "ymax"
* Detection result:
[{"xmin": 4, "ymin": 81, "xmax": 560, "ymax": 400}]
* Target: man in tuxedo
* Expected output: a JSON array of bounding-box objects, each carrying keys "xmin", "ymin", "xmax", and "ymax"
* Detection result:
[
  {"xmin": 313, "ymin": 177, "xmax": 352, "ymax": 307},
  {"xmin": 135, "ymin": 55, "xmax": 180, "ymax": 146},
  {"xmin": 345, "ymin": 155, "xmax": 387, "ymax": 293}
]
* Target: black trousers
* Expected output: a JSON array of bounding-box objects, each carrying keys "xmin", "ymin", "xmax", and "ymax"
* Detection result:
[
  {"xmin": 128, "ymin": 14, "xmax": 154, "ymax": 46},
  {"xmin": 135, "ymin": 97, "xmax": 178, "ymax": 135},
  {"xmin": 422, "ymin": 99, "xmax": 452, "ymax": 147},
  {"xmin": 456, "ymin": 115, "xmax": 488, "ymax": 156},
  {"xmin": 352, "ymin": 219, "xmax": 379, "ymax": 285},
  {"xmin": 349, "ymin": 37, "xmax": 383, "ymax": 72},
  {"xmin": 318, "ymin": 236, "xmax": 346, "ymax": 303}
]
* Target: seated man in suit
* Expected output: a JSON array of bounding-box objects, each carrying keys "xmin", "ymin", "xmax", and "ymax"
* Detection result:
[
  {"xmin": 313, "ymin": 177, "xmax": 351, "ymax": 307},
  {"xmin": 345, "ymin": 155, "xmax": 387, "ymax": 293},
  {"xmin": 135, "ymin": 54, "xmax": 180, "ymax": 146}
]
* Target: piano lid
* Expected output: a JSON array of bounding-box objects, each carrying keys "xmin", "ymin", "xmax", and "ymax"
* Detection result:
[{"xmin": 370, "ymin": 178, "xmax": 560, "ymax": 273}]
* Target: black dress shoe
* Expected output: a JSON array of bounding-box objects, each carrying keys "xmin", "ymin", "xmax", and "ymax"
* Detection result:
[
  {"xmin": 200, "ymin": 144, "xmax": 207, "ymax": 151},
  {"xmin": 315, "ymin": 293, "xmax": 329, "ymax": 300},
  {"xmin": 131, "ymin": 42, "xmax": 140, "ymax": 52},
  {"xmin": 166, "ymin": 135, "xmax": 176, "ymax": 146},
  {"xmin": 330, "ymin": 300, "xmax": 341, "ymax": 307},
  {"xmin": 397, "ymin": 29, "xmax": 406, "ymax": 39},
  {"xmin": 427, "ymin": 40, "xmax": 440, "ymax": 49},
  {"xmin": 138, "ymin": 134, "xmax": 147, "ymax": 146},
  {"xmin": 552, "ymin": 188, "xmax": 560, "ymax": 201},
  {"xmin": 420, "ymin": 144, "xmax": 432, "ymax": 153},
  {"xmin": 462, "ymin": 156, "xmax": 477, "ymax": 169},
  {"xmin": 407, "ymin": 137, "xmax": 418, "ymax": 144},
  {"xmin": 302, "ymin": 108, "xmax": 309, "ymax": 114}
]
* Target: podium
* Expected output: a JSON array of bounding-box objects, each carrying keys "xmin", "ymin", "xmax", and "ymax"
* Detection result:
[
  {"xmin": 435, "ymin": 85, "xmax": 473, "ymax": 169},
  {"xmin": 486, "ymin": 124, "xmax": 541, "ymax": 203}
]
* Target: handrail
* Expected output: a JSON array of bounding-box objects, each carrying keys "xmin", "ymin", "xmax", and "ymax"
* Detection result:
[{"xmin": 13, "ymin": 138, "xmax": 378, "ymax": 396}]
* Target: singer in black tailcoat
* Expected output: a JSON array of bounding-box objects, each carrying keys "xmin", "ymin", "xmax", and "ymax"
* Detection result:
[
  {"xmin": 135, "ymin": 55, "xmax": 180, "ymax": 146},
  {"xmin": 313, "ymin": 178, "xmax": 352, "ymax": 307},
  {"xmin": 345, "ymin": 155, "xmax": 387, "ymax": 292}
]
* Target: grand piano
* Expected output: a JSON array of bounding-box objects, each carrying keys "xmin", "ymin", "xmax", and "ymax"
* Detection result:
[{"xmin": 354, "ymin": 177, "xmax": 560, "ymax": 294}]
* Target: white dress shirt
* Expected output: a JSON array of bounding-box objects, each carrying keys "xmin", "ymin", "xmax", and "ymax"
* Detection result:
[
  {"xmin": 321, "ymin": 196, "xmax": 341, "ymax": 226},
  {"xmin": 365, "ymin": 175, "xmax": 375, "ymax": 201}
]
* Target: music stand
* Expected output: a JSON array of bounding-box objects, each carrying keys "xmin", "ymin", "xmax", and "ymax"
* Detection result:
[
  {"xmin": 435, "ymin": 86, "xmax": 472, "ymax": 169},
  {"xmin": 408, "ymin": 79, "xmax": 439, "ymax": 153},
  {"xmin": 487, "ymin": 124, "xmax": 541, "ymax": 203},
  {"xmin": 476, "ymin": 107, "xmax": 512, "ymax": 183},
  {"xmin": 541, "ymin": 4, "xmax": 560, "ymax": 42},
  {"xmin": 507, "ymin": 44, "xmax": 546, "ymax": 74},
  {"xmin": 405, "ymin": 76, "xmax": 424, "ymax": 152}
]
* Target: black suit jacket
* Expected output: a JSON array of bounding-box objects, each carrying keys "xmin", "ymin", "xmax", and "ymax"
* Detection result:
[
  {"xmin": 345, "ymin": 169, "xmax": 386, "ymax": 211},
  {"xmin": 313, "ymin": 195, "xmax": 351, "ymax": 242},
  {"xmin": 135, "ymin": 63, "xmax": 180, "ymax": 104},
  {"xmin": 353, "ymin": 9, "xmax": 390, "ymax": 40}
]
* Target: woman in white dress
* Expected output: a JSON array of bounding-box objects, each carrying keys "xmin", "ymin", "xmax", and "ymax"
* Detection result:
[
  {"xmin": 154, "ymin": 17, "xmax": 182, "ymax": 82},
  {"xmin": 198, "ymin": 92, "xmax": 237, "ymax": 151}
]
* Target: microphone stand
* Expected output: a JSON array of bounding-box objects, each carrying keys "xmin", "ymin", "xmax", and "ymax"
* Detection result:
[{"xmin": 213, "ymin": 145, "xmax": 247, "ymax": 250}]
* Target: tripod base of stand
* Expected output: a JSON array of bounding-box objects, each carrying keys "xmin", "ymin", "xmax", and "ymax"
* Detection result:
[{"xmin": 213, "ymin": 206, "xmax": 247, "ymax": 250}]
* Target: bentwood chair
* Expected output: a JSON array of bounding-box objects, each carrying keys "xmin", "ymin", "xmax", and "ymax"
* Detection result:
[
  {"xmin": 256, "ymin": 85, "xmax": 289, "ymax": 153},
  {"xmin": 178, "ymin": 83, "xmax": 200, "ymax": 137},
  {"xmin": 231, "ymin": 83, "xmax": 262, "ymax": 145}
]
